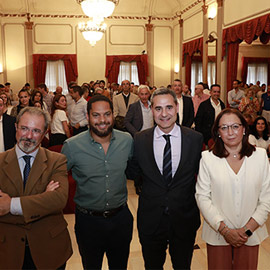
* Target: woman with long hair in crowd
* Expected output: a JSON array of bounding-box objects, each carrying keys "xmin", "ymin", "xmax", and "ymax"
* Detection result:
[
  {"xmin": 32, "ymin": 90, "xmax": 48, "ymax": 111},
  {"xmin": 248, "ymin": 116, "xmax": 270, "ymax": 154},
  {"xmin": 0, "ymin": 92, "xmax": 13, "ymax": 115},
  {"xmin": 50, "ymin": 94, "xmax": 70, "ymax": 146},
  {"xmin": 10, "ymin": 89, "xmax": 32, "ymax": 117}
]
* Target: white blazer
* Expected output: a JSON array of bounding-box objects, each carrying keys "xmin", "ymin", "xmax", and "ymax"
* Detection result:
[{"xmin": 196, "ymin": 148, "xmax": 270, "ymax": 246}]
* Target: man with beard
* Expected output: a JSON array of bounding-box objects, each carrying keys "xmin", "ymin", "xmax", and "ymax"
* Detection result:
[
  {"xmin": 0, "ymin": 107, "xmax": 72, "ymax": 269},
  {"xmin": 61, "ymin": 95, "xmax": 133, "ymax": 270}
]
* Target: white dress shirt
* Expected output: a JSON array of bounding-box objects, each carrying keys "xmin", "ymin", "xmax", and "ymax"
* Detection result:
[
  {"xmin": 210, "ymin": 98, "xmax": 222, "ymax": 119},
  {"xmin": 140, "ymin": 101, "xmax": 154, "ymax": 131},
  {"xmin": 177, "ymin": 96, "xmax": 184, "ymax": 125},
  {"xmin": 153, "ymin": 124, "xmax": 181, "ymax": 177},
  {"xmin": 10, "ymin": 145, "xmax": 39, "ymax": 215},
  {"xmin": 70, "ymin": 96, "xmax": 88, "ymax": 127}
]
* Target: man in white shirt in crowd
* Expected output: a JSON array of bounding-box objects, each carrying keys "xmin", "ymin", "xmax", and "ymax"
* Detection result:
[
  {"xmin": 66, "ymin": 82, "xmax": 76, "ymax": 118},
  {"xmin": 124, "ymin": 85, "xmax": 154, "ymax": 137},
  {"xmin": 228, "ymin": 80, "xmax": 244, "ymax": 109},
  {"xmin": 37, "ymin": 83, "xmax": 53, "ymax": 114},
  {"xmin": 195, "ymin": 84, "xmax": 225, "ymax": 145},
  {"xmin": 69, "ymin": 85, "xmax": 88, "ymax": 136}
]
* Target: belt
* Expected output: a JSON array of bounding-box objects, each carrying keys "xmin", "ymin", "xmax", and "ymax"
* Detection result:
[{"xmin": 76, "ymin": 203, "xmax": 126, "ymax": 218}]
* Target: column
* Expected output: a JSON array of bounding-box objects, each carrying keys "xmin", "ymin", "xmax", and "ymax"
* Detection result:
[
  {"xmin": 202, "ymin": 3, "xmax": 208, "ymax": 84},
  {"xmin": 25, "ymin": 13, "xmax": 34, "ymax": 87},
  {"xmin": 179, "ymin": 18, "xmax": 184, "ymax": 82},
  {"xmin": 145, "ymin": 16, "xmax": 154, "ymax": 86}
]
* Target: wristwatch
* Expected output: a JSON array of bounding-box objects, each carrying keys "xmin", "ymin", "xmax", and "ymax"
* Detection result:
[{"xmin": 244, "ymin": 226, "xmax": 253, "ymax": 237}]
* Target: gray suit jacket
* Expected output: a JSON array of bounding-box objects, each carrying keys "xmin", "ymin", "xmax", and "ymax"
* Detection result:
[{"xmin": 124, "ymin": 101, "xmax": 143, "ymax": 137}]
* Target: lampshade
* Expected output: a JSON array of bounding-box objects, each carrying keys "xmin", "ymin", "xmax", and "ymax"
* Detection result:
[
  {"xmin": 79, "ymin": 20, "xmax": 107, "ymax": 46},
  {"xmin": 77, "ymin": 0, "xmax": 119, "ymax": 23}
]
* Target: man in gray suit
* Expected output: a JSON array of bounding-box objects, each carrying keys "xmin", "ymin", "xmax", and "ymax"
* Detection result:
[{"xmin": 124, "ymin": 85, "xmax": 154, "ymax": 137}]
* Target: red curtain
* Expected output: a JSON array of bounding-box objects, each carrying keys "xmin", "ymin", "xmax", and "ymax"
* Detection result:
[
  {"xmin": 241, "ymin": 57, "xmax": 270, "ymax": 85},
  {"xmin": 105, "ymin": 55, "xmax": 148, "ymax": 84},
  {"xmin": 33, "ymin": 54, "xmax": 78, "ymax": 87},
  {"xmin": 182, "ymin": 37, "xmax": 203, "ymax": 88},
  {"xmin": 223, "ymin": 13, "xmax": 270, "ymax": 92}
]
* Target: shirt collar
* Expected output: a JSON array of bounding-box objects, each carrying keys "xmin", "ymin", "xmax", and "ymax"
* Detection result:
[
  {"xmin": 154, "ymin": 123, "xmax": 180, "ymax": 139},
  {"xmin": 139, "ymin": 100, "xmax": 151, "ymax": 108},
  {"xmin": 15, "ymin": 144, "xmax": 39, "ymax": 160},
  {"xmin": 210, "ymin": 97, "xmax": 220, "ymax": 107},
  {"xmin": 122, "ymin": 92, "xmax": 130, "ymax": 97},
  {"xmin": 88, "ymin": 129, "xmax": 116, "ymax": 144}
]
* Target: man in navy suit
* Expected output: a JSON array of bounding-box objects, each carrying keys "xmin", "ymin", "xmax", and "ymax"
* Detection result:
[
  {"xmin": 0, "ymin": 97, "xmax": 16, "ymax": 152},
  {"xmin": 195, "ymin": 84, "xmax": 225, "ymax": 145},
  {"xmin": 172, "ymin": 79, "xmax": 194, "ymax": 128},
  {"xmin": 124, "ymin": 85, "xmax": 154, "ymax": 137},
  {"xmin": 127, "ymin": 88, "xmax": 203, "ymax": 269}
]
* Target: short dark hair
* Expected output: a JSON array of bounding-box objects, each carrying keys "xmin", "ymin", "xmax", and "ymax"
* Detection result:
[
  {"xmin": 37, "ymin": 83, "xmax": 47, "ymax": 91},
  {"xmin": 210, "ymin": 84, "xmax": 221, "ymax": 90},
  {"xmin": 211, "ymin": 108, "xmax": 255, "ymax": 158},
  {"xmin": 0, "ymin": 84, "xmax": 5, "ymax": 89},
  {"xmin": 25, "ymin": 83, "xmax": 30, "ymax": 87},
  {"xmin": 68, "ymin": 81, "xmax": 77, "ymax": 89},
  {"xmin": 5, "ymin": 82, "xmax": 10, "ymax": 86},
  {"xmin": 71, "ymin": 85, "xmax": 84, "ymax": 97},
  {"xmin": 252, "ymin": 116, "xmax": 269, "ymax": 141},
  {"xmin": 87, "ymin": 95, "xmax": 113, "ymax": 114},
  {"xmin": 99, "ymin": 80, "xmax": 105, "ymax": 85},
  {"xmin": 150, "ymin": 88, "xmax": 178, "ymax": 106}
]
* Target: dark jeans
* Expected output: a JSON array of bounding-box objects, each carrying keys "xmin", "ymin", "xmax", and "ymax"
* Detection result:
[
  {"xmin": 75, "ymin": 204, "xmax": 133, "ymax": 270},
  {"xmin": 139, "ymin": 214, "xmax": 196, "ymax": 270},
  {"xmin": 72, "ymin": 126, "xmax": 88, "ymax": 136},
  {"xmin": 22, "ymin": 244, "xmax": 66, "ymax": 270}
]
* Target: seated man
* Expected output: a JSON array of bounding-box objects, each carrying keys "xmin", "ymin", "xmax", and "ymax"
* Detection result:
[{"xmin": 124, "ymin": 85, "xmax": 154, "ymax": 137}]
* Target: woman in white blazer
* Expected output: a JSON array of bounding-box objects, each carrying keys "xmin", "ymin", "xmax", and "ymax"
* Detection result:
[{"xmin": 196, "ymin": 108, "xmax": 270, "ymax": 269}]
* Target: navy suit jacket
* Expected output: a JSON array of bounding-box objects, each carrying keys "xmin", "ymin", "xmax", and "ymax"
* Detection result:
[
  {"xmin": 124, "ymin": 101, "xmax": 143, "ymax": 137},
  {"xmin": 178, "ymin": 96, "xmax": 194, "ymax": 128},
  {"xmin": 2, "ymin": 113, "xmax": 16, "ymax": 151},
  {"xmin": 127, "ymin": 125, "xmax": 203, "ymax": 238},
  {"xmin": 195, "ymin": 98, "xmax": 225, "ymax": 144}
]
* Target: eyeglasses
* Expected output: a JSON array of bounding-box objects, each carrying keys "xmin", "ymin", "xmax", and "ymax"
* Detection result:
[
  {"xmin": 218, "ymin": 123, "xmax": 242, "ymax": 132},
  {"xmin": 18, "ymin": 126, "xmax": 44, "ymax": 135}
]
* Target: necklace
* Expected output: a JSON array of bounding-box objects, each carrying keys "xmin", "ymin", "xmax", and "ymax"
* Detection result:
[{"xmin": 233, "ymin": 154, "xmax": 237, "ymax": 158}]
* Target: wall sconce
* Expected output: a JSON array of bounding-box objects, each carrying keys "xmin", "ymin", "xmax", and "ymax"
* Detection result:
[
  {"xmin": 174, "ymin": 63, "xmax": 180, "ymax": 73},
  {"xmin": 208, "ymin": 2, "xmax": 217, "ymax": 20},
  {"xmin": 0, "ymin": 63, "xmax": 3, "ymax": 74}
]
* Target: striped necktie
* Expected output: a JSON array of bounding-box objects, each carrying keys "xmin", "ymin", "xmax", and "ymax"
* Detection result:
[
  {"xmin": 163, "ymin": 135, "xmax": 172, "ymax": 185},
  {"xmin": 23, "ymin": 155, "xmax": 31, "ymax": 189}
]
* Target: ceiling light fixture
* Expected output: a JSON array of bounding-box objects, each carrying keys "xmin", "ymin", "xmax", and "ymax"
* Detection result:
[{"xmin": 79, "ymin": 21, "xmax": 107, "ymax": 46}]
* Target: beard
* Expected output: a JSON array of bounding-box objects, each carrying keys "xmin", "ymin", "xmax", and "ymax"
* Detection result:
[
  {"xmin": 89, "ymin": 121, "xmax": 114, "ymax": 137},
  {"xmin": 18, "ymin": 137, "xmax": 38, "ymax": 153}
]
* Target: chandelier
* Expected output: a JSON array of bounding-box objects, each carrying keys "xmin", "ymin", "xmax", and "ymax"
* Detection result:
[
  {"xmin": 77, "ymin": 0, "xmax": 119, "ymax": 46},
  {"xmin": 79, "ymin": 21, "xmax": 107, "ymax": 46},
  {"xmin": 77, "ymin": 0, "xmax": 119, "ymax": 23}
]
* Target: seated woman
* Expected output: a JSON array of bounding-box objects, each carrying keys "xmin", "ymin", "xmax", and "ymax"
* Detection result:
[
  {"xmin": 196, "ymin": 108, "xmax": 270, "ymax": 270},
  {"xmin": 50, "ymin": 94, "xmax": 70, "ymax": 146},
  {"xmin": 10, "ymin": 89, "xmax": 32, "ymax": 117},
  {"xmin": 248, "ymin": 116, "xmax": 270, "ymax": 153},
  {"xmin": 0, "ymin": 92, "xmax": 13, "ymax": 115},
  {"xmin": 238, "ymin": 88, "xmax": 260, "ymax": 120},
  {"xmin": 32, "ymin": 90, "xmax": 48, "ymax": 111}
]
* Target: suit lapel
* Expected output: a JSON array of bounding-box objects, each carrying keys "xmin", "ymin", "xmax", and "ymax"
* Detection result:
[
  {"xmin": 171, "ymin": 126, "xmax": 189, "ymax": 184},
  {"xmin": 24, "ymin": 148, "xmax": 47, "ymax": 194},
  {"xmin": 3, "ymin": 149, "xmax": 24, "ymax": 194}
]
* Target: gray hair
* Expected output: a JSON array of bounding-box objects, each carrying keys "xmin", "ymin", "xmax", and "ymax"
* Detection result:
[
  {"xmin": 17, "ymin": 107, "xmax": 51, "ymax": 132},
  {"xmin": 150, "ymin": 88, "xmax": 178, "ymax": 106},
  {"xmin": 138, "ymin": 85, "xmax": 150, "ymax": 94}
]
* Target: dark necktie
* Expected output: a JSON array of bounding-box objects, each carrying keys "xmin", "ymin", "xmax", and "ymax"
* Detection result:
[
  {"xmin": 163, "ymin": 135, "xmax": 172, "ymax": 185},
  {"xmin": 122, "ymin": 93, "xmax": 130, "ymax": 108},
  {"xmin": 23, "ymin": 155, "xmax": 31, "ymax": 189}
]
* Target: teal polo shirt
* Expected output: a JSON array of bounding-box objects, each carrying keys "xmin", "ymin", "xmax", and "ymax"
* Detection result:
[{"xmin": 61, "ymin": 129, "xmax": 133, "ymax": 211}]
